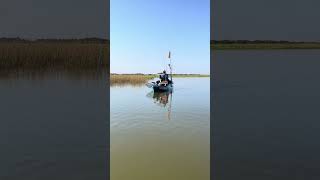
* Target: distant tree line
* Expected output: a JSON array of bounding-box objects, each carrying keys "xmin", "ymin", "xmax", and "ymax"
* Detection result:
[
  {"xmin": 211, "ymin": 40, "xmax": 320, "ymax": 44},
  {"xmin": 0, "ymin": 37, "xmax": 109, "ymax": 44}
]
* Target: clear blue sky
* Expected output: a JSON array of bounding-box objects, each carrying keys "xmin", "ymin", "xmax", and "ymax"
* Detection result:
[{"xmin": 111, "ymin": 0, "xmax": 210, "ymax": 74}]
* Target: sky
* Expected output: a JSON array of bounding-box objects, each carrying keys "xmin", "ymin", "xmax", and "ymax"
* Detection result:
[
  {"xmin": 111, "ymin": 0, "xmax": 210, "ymax": 74},
  {"xmin": 0, "ymin": 0, "xmax": 109, "ymax": 39},
  {"xmin": 212, "ymin": 0, "xmax": 320, "ymax": 41}
]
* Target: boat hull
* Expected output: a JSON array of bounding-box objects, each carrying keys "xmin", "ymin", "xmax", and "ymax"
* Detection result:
[{"xmin": 153, "ymin": 84, "xmax": 173, "ymax": 92}]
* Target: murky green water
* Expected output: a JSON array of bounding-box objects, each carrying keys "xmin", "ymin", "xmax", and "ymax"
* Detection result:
[
  {"xmin": 0, "ymin": 70, "xmax": 108, "ymax": 180},
  {"xmin": 213, "ymin": 50, "xmax": 320, "ymax": 180},
  {"xmin": 111, "ymin": 78, "xmax": 210, "ymax": 180}
]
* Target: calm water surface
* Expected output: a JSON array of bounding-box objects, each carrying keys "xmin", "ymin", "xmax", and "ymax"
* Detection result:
[
  {"xmin": 0, "ymin": 70, "xmax": 108, "ymax": 180},
  {"xmin": 111, "ymin": 78, "xmax": 210, "ymax": 180},
  {"xmin": 213, "ymin": 50, "xmax": 320, "ymax": 180}
]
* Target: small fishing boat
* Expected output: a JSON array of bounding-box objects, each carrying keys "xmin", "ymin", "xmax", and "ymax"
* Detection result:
[
  {"xmin": 150, "ymin": 80, "xmax": 173, "ymax": 92},
  {"xmin": 146, "ymin": 51, "xmax": 174, "ymax": 92}
]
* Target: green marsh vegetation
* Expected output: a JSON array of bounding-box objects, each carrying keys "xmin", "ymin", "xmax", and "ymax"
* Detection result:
[
  {"xmin": 172, "ymin": 74, "xmax": 210, "ymax": 77},
  {"xmin": 211, "ymin": 40, "xmax": 320, "ymax": 50},
  {"xmin": 0, "ymin": 38, "xmax": 109, "ymax": 70}
]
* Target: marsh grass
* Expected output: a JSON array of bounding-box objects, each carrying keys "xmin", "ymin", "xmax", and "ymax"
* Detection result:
[
  {"xmin": 111, "ymin": 74, "xmax": 156, "ymax": 86},
  {"xmin": 173, "ymin": 74, "xmax": 209, "ymax": 77},
  {"xmin": 0, "ymin": 42, "xmax": 109, "ymax": 70},
  {"xmin": 110, "ymin": 74, "xmax": 209, "ymax": 86}
]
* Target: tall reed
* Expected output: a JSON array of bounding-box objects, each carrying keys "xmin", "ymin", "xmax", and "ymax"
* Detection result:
[
  {"xmin": 111, "ymin": 74, "xmax": 156, "ymax": 85},
  {"xmin": 0, "ymin": 42, "xmax": 109, "ymax": 70}
]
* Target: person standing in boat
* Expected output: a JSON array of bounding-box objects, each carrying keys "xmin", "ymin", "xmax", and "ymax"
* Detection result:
[
  {"xmin": 159, "ymin": 70, "xmax": 167, "ymax": 82},
  {"xmin": 160, "ymin": 70, "xmax": 169, "ymax": 82}
]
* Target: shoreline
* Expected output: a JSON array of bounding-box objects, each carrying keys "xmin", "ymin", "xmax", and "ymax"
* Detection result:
[
  {"xmin": 211, "ymin": 40, "xmax": 320, "ymax": 50},
  {"xmin": 111, "ymin": 74, "xmax": 209, "ymax": 85},
  {"xmin": 111, "ymin": 73, "xmax": 209, "ymax": 77}
]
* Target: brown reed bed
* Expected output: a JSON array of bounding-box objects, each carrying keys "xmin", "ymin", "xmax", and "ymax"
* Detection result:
[
  {"xmin": 110, "ymin": 74, "xmax": 210, "ymax": 86},
  {"xmin": 111, "ymin": 74, "xmax": 156, "ymax": 86},
  {"xmin": 0, "ymin": 40, "xmax": 109, "ymax": 70}
]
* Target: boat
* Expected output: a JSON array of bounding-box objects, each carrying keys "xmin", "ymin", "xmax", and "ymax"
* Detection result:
[
  {"xmin": 146, "ymin": 51, "xmax": 174, "ymax": 92},
  {"xmin": 150, "ymin": 80, "xmax": 173, "ymax": 92}
]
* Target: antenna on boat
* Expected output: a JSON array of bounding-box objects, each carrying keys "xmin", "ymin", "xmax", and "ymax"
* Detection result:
[{"xmin": 168, "ymin": 51, "xmax": 172, "ymax": 82}]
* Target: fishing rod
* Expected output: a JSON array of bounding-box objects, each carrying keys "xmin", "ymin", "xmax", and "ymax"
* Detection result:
[{"xmin": 168, "ymin": 51, "xmax": 172, "ymax": 82}]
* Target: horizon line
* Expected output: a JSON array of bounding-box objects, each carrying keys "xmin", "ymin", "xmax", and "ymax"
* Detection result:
[
  {"xmin": 111, "ymin": 73, "xmax": 210, "ymax": 75},
  {"xmin": 0, "ymin": 37, "xmax": 109, "ymax": 41},
  {"xmin": 211, "ymin": 40, "xmax": 320, "ymax": 43}
]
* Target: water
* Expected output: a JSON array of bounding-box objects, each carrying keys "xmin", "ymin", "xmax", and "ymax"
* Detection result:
[
  {"xmin": 111, "ymin": 78, "xmax": 210, "ymax": 180},
  {"xmin": 0, "ymin": 70, "xmax": 109, "ymax": 180},
  {"xmin": 212, "ymin": 50, "xmax": 320, "ymax": 180}
]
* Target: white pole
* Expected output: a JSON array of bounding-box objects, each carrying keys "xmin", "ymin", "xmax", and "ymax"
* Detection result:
[{"xmin": 170, "ymin": 58, "xmax": 172, "ymax": 81}]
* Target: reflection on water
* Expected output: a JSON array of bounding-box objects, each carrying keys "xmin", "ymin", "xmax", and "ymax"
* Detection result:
[
  {"xmin": 111, "ymin": 78, "xmax": 210, "ymax": 180},
  {"xmin": 213, "ymin": 50, "xmax": 320, "ymax": 180},
  {"xmin": 0, "ymin": 68, "xmax": 108, "ymax": 80},
  {"xmin": 0, "ymin": 69, "xmax": 108, "ymax": 180},
  {"xmin": 147, "ymin": 91, "xmax": 173, "ymax": 120}
]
